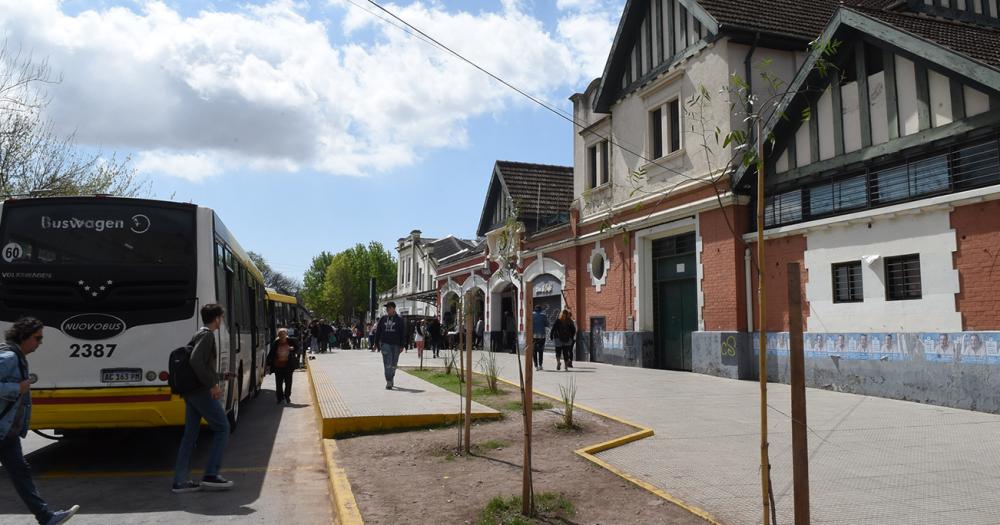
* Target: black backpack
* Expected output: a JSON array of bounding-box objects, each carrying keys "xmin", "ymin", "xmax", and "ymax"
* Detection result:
[{"xmin": 168, "ymin": 331, "xmax": 209, "ymax": 395}]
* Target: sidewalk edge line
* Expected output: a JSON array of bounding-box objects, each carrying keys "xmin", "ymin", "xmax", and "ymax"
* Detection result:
[
  {"xmin": 495, "ymin": 375, "xmax": 724, "ymax": 525},
  {"xmin": 308, "ymin": 360, "xmax": 364, "ymax": 525}
]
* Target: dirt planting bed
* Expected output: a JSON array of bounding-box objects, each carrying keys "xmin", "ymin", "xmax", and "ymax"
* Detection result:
[{"xmin": 335, "ymin": 367, "xmax": 704, "ymax": 524}]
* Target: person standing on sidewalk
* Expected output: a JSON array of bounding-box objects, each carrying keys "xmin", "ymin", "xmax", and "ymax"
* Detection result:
[
  {"xmin": 551, "ymin": 309, "xmax": 577, "ymax": 370},
  {"xmin": 0, "ymin": 317, "xmax": 80, "ymax": 525},
  {"xmin": 531, "ymin": 305, "xmax": 549, "ymax": 371},
  {"xmin": 474, "ymin": 317, "xmax": 485, "ymax": 350},
  {"xmin": 428, "ymin": 317, "xmax": 442, "ymax": 358},
  {"xmin": 374, "ymin": 302, "xmax": 406, "ymax": 390},
  {"xmin": 173, "ymin": 304, "xmax": 235, "ymax": 493},
  {"xmin": 267, "ymin": 328, "xmax": 299, "ymax": 405}
]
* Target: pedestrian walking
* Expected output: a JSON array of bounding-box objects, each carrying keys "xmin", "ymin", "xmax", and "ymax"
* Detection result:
[
  {"xmin": 267, "ymin": 328, "xmax": 300, "ymax": 405},
  {"xmin": 428, "ymin": 317, "xmax": 442, "ymax": 358},
  {"xmin": 503, "ymin": 310, "xmax": 516, "ymax": 353},
  {"xmin": 531, "ymin": 305, "xmax": 549, "ymax": 371},
  {"xmin": 0, "ymin": 317, "xmax": 80, "ymax": 525},
  {"xmin": 474, "ymin": 317, "xmax": 485, "ymax": 350},
  {"xmin": 318, "ymin": 321, "xmax": 332, "ymax": 353},
  {"xmin": 368, "ymin": 322, "xmax": 378, "ymax": 352},
  {"xmin": 551, "ymin": 309, "xmax": 577, "ymax": 370},
  {"xmin": 414, "ymin": 320, "xmax": 426, "ymax": 360},
  {"xmin": 374, "ymin": 302, "xmax": 406, "ymax": 390},
  {"xmin": 173, "ymin": 304, "xmax": 235, "ymax": 493}
]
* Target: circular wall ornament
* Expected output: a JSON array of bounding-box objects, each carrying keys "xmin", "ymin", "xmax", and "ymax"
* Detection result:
[{"xmin": 588, "ymin": 242, "xmax": 609, "ymax": 292}]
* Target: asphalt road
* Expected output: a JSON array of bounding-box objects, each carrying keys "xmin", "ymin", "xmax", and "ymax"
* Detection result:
[{"xmin": 1, "ymin": 369, "xmax": 332, "ymax": 524}]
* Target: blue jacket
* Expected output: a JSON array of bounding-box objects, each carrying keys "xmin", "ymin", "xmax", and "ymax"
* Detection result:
[
  {"xmin": 0, "ymin": 342, "xmax": 31, "ymax": 440},
  {"xmin": 375, "ymin": 314, "xmax": 406, "ymax": 347},
  {"xmin": 531, "ymin": 309, "xmax": 549, "ymax": 338}
]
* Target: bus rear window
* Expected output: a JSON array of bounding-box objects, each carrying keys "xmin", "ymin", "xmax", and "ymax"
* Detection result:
[{"xmin": 0, "ymin": 202, "xmax": 195, "ymax": 266}]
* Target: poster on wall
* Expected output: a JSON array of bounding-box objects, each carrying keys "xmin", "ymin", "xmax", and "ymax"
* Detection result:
[
  {"xmin": 959, "ymin": 333, "xmax": 1000, "ymax": 364},
  {"xmin": 920, "ymin": 333, "xmax": 960, "ymax": 362}
]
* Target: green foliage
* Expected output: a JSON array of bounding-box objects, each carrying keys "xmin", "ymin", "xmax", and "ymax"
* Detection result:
[
  {"xmin": 320, "ymin": 242, "xmax": 397, "ymax": 322},
  {"xmin": 301, "ymin": 251, "xmax": 335, "ymax": 317},
  {"xmin": 478, "ymin": 493, "xmax": 575, "ymax": 525},
  {"xmin": 299, "ymin": 243, "xmax": 395, "ymax": 321},
  {"xmin": 503, "ymin": 400, "xmax": 553, "ymax": 412}
]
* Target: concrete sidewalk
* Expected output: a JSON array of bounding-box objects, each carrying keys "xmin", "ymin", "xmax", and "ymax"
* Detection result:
[
  {"xmin": 396, "ymin": 350, "xmax": 1000, "ymax": 525},
  {"xmin": 309, "ymin": 350, "xmax": 499, "ymax": 438}
]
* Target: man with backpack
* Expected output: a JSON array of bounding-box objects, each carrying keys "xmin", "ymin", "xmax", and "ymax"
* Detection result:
[
  {"xmin": 0, "ymin": 317, "xmax": 80, "ymax": 524},
  {"xmin": 172, "ymin": 304, "xmax": 235, "ymax": 493}
]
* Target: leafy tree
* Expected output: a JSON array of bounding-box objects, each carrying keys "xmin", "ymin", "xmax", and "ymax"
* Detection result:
[
  {"xmin": 0, "ymin": 41, "xmax": 147, "ymax": 197},
  {"xmin": 247, "ymin": 251, "xmax": 300, "ymax": 294},
  {"xmin": 319, "ymin": 242, "xmax": 396, "ymax": 322},
  {"xmin": 301, "ymin": 251, "xmax": 335, "ymax": 317}
]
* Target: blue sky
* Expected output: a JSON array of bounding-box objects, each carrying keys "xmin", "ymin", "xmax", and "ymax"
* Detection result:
[{"xmin": 0, "ymin": 0, "xmax": 620, "ymax": 280}]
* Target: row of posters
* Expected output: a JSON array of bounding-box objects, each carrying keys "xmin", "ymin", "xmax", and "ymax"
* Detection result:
[{"xmin": 752, "ymin": 332, "xmax": 1000, "ymax": 363}]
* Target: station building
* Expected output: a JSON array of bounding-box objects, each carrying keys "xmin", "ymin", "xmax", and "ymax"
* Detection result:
[{"xmin": 436, "ymin": 0, "xmax": 1000, "ymax": 413}]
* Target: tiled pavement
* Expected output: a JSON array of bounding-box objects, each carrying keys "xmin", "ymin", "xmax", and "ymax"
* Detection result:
[
  {"xmin": 394, "ymin": 349, "xmax": 1000, "ymax": 525},
  {"xmin": 309, "ymin": 350, "xmax": 498, "ymax": 437}
]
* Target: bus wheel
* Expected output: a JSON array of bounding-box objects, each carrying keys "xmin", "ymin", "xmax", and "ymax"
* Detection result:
[{"xmin": 228, "ymin": 377, "xmax": 242, "ymax": 432}]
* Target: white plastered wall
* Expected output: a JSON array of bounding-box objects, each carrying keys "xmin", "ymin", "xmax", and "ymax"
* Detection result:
[{"xmin": 804, "ymin": 209, "xmax": 961, "ymax": 333}]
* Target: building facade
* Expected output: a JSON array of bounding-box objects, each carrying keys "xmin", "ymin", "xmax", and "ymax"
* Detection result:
[{"xmin": 437, "ymin": 0, "xmax": 1000, "ymax": 412}]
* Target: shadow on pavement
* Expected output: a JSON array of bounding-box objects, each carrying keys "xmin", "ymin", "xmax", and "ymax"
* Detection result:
[
  {"xmin": 0, "ymin": 388, "xmax": 285, "ymax": 518},
  {"xmin": 391, "ymin": 387, "xmax": 425, "ymax": 393}
]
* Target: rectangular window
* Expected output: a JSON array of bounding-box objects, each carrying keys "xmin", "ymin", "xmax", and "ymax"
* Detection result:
[
  {"xmin": 669, "ymin": 99, "xmax": 681, "ymax": 153},
  {"xmin": 655, "ymin": 0, "xmax": 664, "ymax": 64},
  {"xmin": 588, "ymin": 145, "xmax": 598, "ymax": 188},
  {"xmin": 885, "ymin": 254, "xmax": 921, "ymax": 300},
  {"xmin": 600, "ymin": 141, "xmax": 610, "ymax": 185},
  {"xmin": 832, "ymin": 261, "xmax": 863, "ymax": 303},
  {"xmin": 650, "ymin": 108, "xmax": 663, "ymax": 159}
]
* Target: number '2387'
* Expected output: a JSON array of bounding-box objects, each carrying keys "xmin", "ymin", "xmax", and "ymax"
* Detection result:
[{"xmin": 69, "ymin": 344, "xmax": 117, "ymax": 358}]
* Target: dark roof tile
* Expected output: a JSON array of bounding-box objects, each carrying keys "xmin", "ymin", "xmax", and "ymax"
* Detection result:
[
  {"xmin": 854, "ymin": 8, "xmax": 1000, "ymax": 69},
  {"xmin": 495, "ymin": 161, "xmax": 574, "ymax": 224}
]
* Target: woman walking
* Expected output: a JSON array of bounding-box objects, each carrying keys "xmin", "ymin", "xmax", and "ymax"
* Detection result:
[
  {"xmin": 267, "ymin": 328, "xmax": 300, "ymax": 405},
  {"xmin": 414, "ymin": 320, "xmax": 426, "ymax": 360},
  {"xmin": 551, "ymin": 309, "xmax": 577, "ymax": 370}
]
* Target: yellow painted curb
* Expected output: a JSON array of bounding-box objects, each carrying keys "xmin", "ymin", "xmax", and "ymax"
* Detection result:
[
  {"xmin": 324, "ymin": 411, "xmax": 502, "ymax": 438},
  {"xmin": 495, "ymin": 375, "xmax": 724, "ymax": 525},
  {"xmin": 324, "ymin": 440, "xmax": 364, "ymax": 525},
  {"xmin": 307, "ymin": 360, "xmax": 363, "ymax": 525}
]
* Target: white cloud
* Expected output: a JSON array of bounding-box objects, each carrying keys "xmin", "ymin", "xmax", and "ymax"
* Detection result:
[
  {"xmin": 0, "ymin": 0, "xmax": 620, "ymax": 181},
  {"xmin": 135, "ymin": 150, "xmax": 229, "ymax": 181}
]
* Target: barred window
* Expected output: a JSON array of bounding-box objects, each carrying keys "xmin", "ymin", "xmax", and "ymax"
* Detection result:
[
  {"xmin": 885, "ymin": 254, "xmax": 921, "ymax": 301},
  {"xmin": 832, "ymin": 261, "xmax": 863, "ymax": 303}
]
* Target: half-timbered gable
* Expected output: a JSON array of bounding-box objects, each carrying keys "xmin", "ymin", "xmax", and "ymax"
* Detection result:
[{"xmin": 740, "ymin": 6, "xmax": 1000, "ymax": 229}]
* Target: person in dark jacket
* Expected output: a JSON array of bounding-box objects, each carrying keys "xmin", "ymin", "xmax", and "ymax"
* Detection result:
[
  {"xmin": 374, "ymin": 302, "xmax": 406, "ymax": 390},
  {"xmin": 531, "ymin": 305, "xmax": 550, "ymax": 371},
  {"xmin": 427, "ymin": 318, "xmax": 442, "ymax": 358},
  {"xmin": 551, "ymin": 309, "xmax": 577, "ymax": 370},
  {"xmin": 173, "ymin": 304, "xmax": 235, "ymax": 493},
  {"xmin": 0, "ymin": 317, "xmax": 80, "ymax": 525},
  {"xmin": 267, "ymin": 328, "xmax": 300, "ymax": 405}
]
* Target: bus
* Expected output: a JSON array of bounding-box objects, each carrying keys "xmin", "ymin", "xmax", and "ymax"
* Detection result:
[
  {"xmin": 0, "ymin": 196, "xmax": 269, "ymax": 432},
  {"xmin": 265, "ymin": 288, "xmax": 304, "ymax": 341}
]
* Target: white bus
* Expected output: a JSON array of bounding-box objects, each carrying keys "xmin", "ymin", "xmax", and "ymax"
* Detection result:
[{"xmin": 0, "ymin": 196, "xmax": 269, "ymax": 432}]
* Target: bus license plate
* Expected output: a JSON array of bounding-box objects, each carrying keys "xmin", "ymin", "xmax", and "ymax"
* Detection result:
[{"xmin": 101, "ymin": 369, "xmax": 141, "ymax": 383}]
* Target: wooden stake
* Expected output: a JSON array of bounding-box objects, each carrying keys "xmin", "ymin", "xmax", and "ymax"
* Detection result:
[
  {"xmin": 787, "ymin": 263, "xmax": 810, "ymax": 524},
  {"xmin": 522, "ymin": 283, "xmax": 534, "ymax": 516},
  {"xmin": 464, "ymin": 291, "xmax": 474, "ymax": 455},
  {"xmin": 756, "ymin": 118, "xmax": 771, "ymax": 525}
]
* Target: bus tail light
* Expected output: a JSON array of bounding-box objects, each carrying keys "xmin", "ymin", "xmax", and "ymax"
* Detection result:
[{"xmin": 159, "ymin": 371, "xmax": 169, "ymax": 382}]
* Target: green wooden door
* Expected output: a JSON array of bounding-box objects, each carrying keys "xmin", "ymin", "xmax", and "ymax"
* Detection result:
[
  {"xmin": 655, "ymin": 278, "xmax": 697, "ymax": 370},
  {"xmin": 651, "ymin": 232, "xmax": 698, "ymax": 371}
]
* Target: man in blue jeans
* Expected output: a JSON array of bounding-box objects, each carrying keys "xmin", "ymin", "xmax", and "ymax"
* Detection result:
[
  {"xmin": 0, "ymin": 317, "xmax": 80, "ymax": 524},
  {"xmin": 172, "ymin": 304, "xmax": 235, "ymax": 493},
  {"xmin": 374, "ymin": 302, "xmax": 406, "ymax": 390}
]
